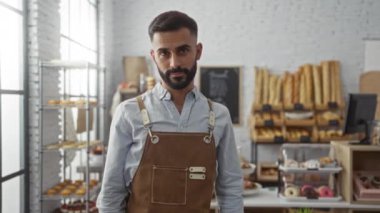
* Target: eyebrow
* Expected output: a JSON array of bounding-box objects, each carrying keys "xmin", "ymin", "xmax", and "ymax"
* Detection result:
[{"xmin": 157, "ymin": 44, "xmax": 191, "ymax": 52}]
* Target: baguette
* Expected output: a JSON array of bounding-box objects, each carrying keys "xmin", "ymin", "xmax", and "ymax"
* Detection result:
[
  {"xmin": 329, "ymin": 61, "xmax": 337, "ymax": 103},
  {"xmin": 321, "ymin": 61, "xmax": 330, "ymax": 104},
  {"xmin": 333, "ymin": 61, "xmax": 342, "ymax": 105},
  {"xmin": 275, "ymin": 76, "xmax": 283, "ymax": 105},
  {"xmin": 293, "ymin": 72, "xmax": 300, "ymax": 104},
  {"xmin": 269, "ymin": 74, "xmax": 276, "ymax": 104},
  {"xmin": 312, "ymin": 65, "xmax": 322, "ymax": 105},
  {"xmin": 254, "ymin": 67, "xmax": 262, "ymax": 104},
  {"xmin": 304, "ymin": 64, "xmax": 313, "ymax": 104},
  {"xmin": 283, "ymin": 72, "xmax": 291, "ymax": 105},
  {"xmin": 299, "ymin": 71, "xmax": 306, "ymax": 104},
  {"xmin": 263, "ymin": 68, "xmax": 270, "ymax": 104}
]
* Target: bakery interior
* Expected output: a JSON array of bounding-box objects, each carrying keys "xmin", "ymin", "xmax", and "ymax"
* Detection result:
[{"xmin": 1, "ymin": 0, "xmax": 380, "ymax": 212}]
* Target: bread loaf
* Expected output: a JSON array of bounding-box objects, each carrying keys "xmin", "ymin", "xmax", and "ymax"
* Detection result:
[
  {"xmin": 304, "ymin": 64, "xmax": 313, "ymax": 104},
  {"xmin": 299, "ymin": 70, "xmax": 306, "ymax": 104},
  {"xmin": 293, "ymin": 72, "xmax": 300, "ymax": 104},
  {"xmin": 312, "ymin": 65, "xmax": 322, "ymax": 105},
  {"xmin": 284, "ymin": 72, "xmax": 293, "ymax": 105},
  {"xmin": 333, "ymin": 61, "xmax": 342, "ymax": 105},
  {"xmin": 269, "ymin": 74, "xmax": 276, "ymax": 104},
  {"xmin": 263, "ymin": 68, "xmax": 270, "ymax": 104},
  {"xmin": 254, "ymin": 67, "xmax": 262, "ymax": 104},
  {"xmin": 321, "ymin": 61, "xmax": 330, "ymax": 104},
  {"xmin": 329, "ymin": 61, "xmax": 337, "ymax": 103},
  {"xmin": 275, "ymin": 76, "xmax": 283, "ymax": 105}
]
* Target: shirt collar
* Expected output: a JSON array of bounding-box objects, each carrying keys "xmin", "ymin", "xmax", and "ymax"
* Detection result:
[{"xmin": 152, "ymin": 82, "xmax": 200, "ymax": 101}]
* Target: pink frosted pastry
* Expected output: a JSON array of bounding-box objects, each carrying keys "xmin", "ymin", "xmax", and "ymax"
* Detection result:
[{"xmin": 318, "ymin": 186, "xmax": 334, "ymax": 197}]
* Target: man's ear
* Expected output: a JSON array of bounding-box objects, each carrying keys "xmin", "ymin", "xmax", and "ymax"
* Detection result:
[
  {"xmin": 196, "ymin": 43, "xmax": 203, "ymax": 60},
  {"xmin": 150, "ymin": 49, "xmax": 156, "ymax": 62}
]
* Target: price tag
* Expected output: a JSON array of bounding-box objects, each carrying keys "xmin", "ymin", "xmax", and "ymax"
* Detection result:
[
  {"xmin": 274, "ymin": 136, "xmax": 284, "ymax": 143},
  {"xmin": 264, "ymin": 120, "xmax": 274, "ymax": 127},
  {"xmin": 328, "ymin": 102, "xmax": 338, "ymax": 109},
  {"xmin": 294, "ymin": 103, "xmax": 304, "ymax": 111},
  {"xmin": 262, "ymin": 104, "xmax": 272, "ymax": 112},
  {"xmin": 300, "ymin": 136, "xmax": 311, "ymax": 143},
  {"xmin": 328, "ymin": 120, "xmax": 339, "ymax": 126}
]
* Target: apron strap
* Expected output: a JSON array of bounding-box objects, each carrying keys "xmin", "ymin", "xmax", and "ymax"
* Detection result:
[
  {"xmin": 205, "ymin": 99, "xmax": 215, "ymax": 144},
  {"xmin": 136, "ymin": 96, "xmax": 158, "ymax": 143}
]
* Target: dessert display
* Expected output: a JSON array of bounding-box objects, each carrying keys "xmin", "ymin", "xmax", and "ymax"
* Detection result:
[
  {"xmin": 44, "ymin": 179, "xmax": 99, "ymax": 197},
  {"xmin": 279, "ymin": 144, "xmax": 341, "ymax": 201},
  {"xmin": 53, "ymin": 200, "xmax": 98, "ymax": 213},
  {"xmin": 354, "ymin": 172, "xmax": 380, "ymax": 201}
]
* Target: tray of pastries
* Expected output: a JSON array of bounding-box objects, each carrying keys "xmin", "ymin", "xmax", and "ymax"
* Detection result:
[
  {"xmin": 280, "ymin": 183, "xmax": 342, "ymax": 201},
  {"xmin": 279, "ymin": 157, "xmax": 341, "ymax": 173},
  {"xmin": 44, "ymin": 179, "xmax": 99, "ymax": 199},
  {"xmin": 354, "ymin": 171, "xmax": 380, "ymax": 202}
]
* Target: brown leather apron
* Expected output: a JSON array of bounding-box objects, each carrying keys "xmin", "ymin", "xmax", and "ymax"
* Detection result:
[{"xmin": 126, "ymin": 96, "xmax": 217, "ymax": 213}]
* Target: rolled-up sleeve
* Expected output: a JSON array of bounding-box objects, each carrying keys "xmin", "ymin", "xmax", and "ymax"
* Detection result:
[
  {"xmin": 215, "ymin": 109, "xmax": 244, "ymax": 213},
  {"xmin": 97, "ymin": 104, "xmax": 131, "ymax": 213}
]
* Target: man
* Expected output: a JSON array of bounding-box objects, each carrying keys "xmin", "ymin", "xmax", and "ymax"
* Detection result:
[{"xmin": 97, "ymin": 11, "xmax": 244, "ymax": 213}]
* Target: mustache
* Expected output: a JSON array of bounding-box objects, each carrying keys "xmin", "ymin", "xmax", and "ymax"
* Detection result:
[{"xmin": 165, "ymin": 67, "xmax": 190, "ymax": 75}]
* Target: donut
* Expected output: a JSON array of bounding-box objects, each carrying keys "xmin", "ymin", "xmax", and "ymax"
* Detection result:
[
  {"xmin": 318, "ymin": 186, "xmax": 334, "ymax": 197},
  {"xmin": 301, "ymin": 185, "xmax": 318, "ymax": 198},
  {"xmin": 372, "ymin": 176, "xmax": 380, "ymax": 186},
  {"xmin": 284, "ymin": 186, "xmax": 300, "ymax": 197},
  {"xmin": 285, "ymin": 159, "xmax": 299, "ymax": 168}
]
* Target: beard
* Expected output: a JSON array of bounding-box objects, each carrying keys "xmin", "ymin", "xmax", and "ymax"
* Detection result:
[{"xmin": 158, "ymin": 62, "xmax": 197, "ymax": 90}]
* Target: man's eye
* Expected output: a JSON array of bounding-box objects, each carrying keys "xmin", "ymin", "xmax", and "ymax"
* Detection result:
[
  {"xmin": 158, "ymin": 51, "xmax": 170, "ymax": 58},
  {"xmin": 178, "ymin": 48, "xmax": 189, "ymax": 55}
]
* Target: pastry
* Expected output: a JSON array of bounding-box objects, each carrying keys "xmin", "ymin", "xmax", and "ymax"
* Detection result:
[
  {"xmin": 301, "ymin": 185, "xmax": 318, "ymax": 198},
  {"xmin": 318, "ymin": 186, "xmax": 334, "ymax": 197},
  {"xmin": 284, "ymin": 186, "xmax": 300, "ymax": 197},
  {"xmin": 45, "ymin": 189, "xmax": 57, "ymax": 195},
  {"xmin": 243, "ymin": 180, "xmax": 257, "ymax": 190},
  {"xmin": 47, "ymin": 99, "xmax": 60, "ymax": 105},
  {"xmin": 75, "ymin": 188, "xmax": 86, "ymax": 196},
  {"xmin": 60, "ymin": 189, "xmax": 72, "ymax": 196},
  {"xmin": 319, "ymin": 157, "xmax": 337, "ymax": 168},
  {"xmin": 371, "ymin": 176, "xmax": 380, "ymax": 187},
  {"xmin": 303, "ymin": 159, "xmax": 320, "ymax": 169},
  {"xmin": 284, "ymin": 159, "xmax": 299, "ymax": 168}
]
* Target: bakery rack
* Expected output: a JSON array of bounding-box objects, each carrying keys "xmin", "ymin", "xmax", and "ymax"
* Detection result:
[{"xmin": 38, "ymin": 60, "xmax": 105, "ymax": 213}]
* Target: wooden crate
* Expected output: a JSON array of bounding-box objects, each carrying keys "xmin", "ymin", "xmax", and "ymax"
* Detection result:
[{"xmin": 332, "ymin": 141, "xmax": 380, "ymax": 204}]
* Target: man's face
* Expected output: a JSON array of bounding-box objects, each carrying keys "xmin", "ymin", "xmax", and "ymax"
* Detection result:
[{"xmin": 150, "ymin": 27, "xmax": 202, "ymax": 90}]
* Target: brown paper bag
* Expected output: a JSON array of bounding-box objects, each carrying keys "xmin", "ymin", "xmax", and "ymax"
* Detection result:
[
  {"xmin": 123, "ymin": 56, "xmax": 149, "ymax": 86},
  {"xmin": 76, "ymin": 108, "xmax": 94, "ymax": 133}
]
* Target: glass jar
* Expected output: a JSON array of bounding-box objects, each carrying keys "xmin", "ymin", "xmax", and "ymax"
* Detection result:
[{"xmin": 371, "ymin": 120, "xmax": 380, "ymax": 145}]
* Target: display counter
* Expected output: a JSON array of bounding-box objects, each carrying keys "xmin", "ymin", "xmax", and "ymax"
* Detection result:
[{"xmin": 211, "ymin": 188, "xmax": 380, "ymax": 211}]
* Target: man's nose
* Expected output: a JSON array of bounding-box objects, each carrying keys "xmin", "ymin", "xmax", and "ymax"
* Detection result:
[{"xmin": 169, "ymin": 54, "xmax": 181, "ymax": 68}]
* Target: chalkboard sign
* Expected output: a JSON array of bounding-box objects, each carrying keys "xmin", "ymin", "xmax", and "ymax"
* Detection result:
[{"xmin": 199, "ymin": 66, "xmax": 240, "ymax": 124}]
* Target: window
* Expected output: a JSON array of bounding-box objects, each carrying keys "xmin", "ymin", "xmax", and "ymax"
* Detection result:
[
  {"xmin": 0, "ymin": 0, "xmax": 26, "ymax": 213},
  {"xmin": 59, "ymin": 0, "xmax": 99, "ymax": 180}
]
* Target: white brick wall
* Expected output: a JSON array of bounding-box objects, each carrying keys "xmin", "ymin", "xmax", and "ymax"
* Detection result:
[
  {"xmin": 109, "ymin": 0, "xmax": 380, "ymax": 160},
  {"xmin": 28, "ymin": 0, "xmax": 61, "ymax": 212}
]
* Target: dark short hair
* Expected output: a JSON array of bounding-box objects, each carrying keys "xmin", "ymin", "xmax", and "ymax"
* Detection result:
[{"xmin": 148, "ymin": 11, "xmax": 198, "ymax": 41}]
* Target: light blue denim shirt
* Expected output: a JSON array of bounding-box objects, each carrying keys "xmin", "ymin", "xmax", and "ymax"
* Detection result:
[{"xmin": 97, "ymin": 83, "xmax": 244, "ymax": 213}]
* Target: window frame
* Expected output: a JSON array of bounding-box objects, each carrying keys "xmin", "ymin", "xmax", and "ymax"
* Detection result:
[{"xmin": 0, "ymin": 0, "xmax": 29, "ymax": 212}]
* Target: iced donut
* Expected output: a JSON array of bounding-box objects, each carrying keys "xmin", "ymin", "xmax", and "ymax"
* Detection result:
[
  {"xmin": 285, "ymin": 159, "xmax": 299, "ymax": 168},
  {"xmin": 372, "ymin": 176, "xmax": 380, "ymax": 184},
  {"xmin": 284, "ymin": 186, "xmax": 300, "ymax": 197},
  {"xmin": 318, "ymin": 186, "xmax": 334, "ymax": 197},
  {"xmin": 301, "ymin": 185, "xmax": 318, "ymax": 198}
]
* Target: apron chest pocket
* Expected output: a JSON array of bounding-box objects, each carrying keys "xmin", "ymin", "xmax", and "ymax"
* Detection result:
[{"xmin": 151, "ymin": 165, "xmax": 188, "ymax": 205}]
